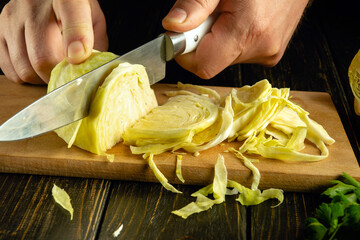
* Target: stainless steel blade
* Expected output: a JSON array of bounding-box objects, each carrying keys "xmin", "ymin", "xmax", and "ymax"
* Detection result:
[{"xmin": 0, "ymin": 36, "xmax": 166, "ymax": 141}]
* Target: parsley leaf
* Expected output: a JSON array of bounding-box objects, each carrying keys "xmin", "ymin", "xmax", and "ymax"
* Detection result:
[{"xmin": 304, "ymin": 172, "xmax": 360, "ymax": 240}]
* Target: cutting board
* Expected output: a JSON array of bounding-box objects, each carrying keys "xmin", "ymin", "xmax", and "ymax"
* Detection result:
[{"xmin": 0, "ymin": 76, "xmax": 359, "ymax": 192}]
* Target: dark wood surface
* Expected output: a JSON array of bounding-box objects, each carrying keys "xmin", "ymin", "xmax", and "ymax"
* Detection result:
[{"xmin": 1, "ymin": 0, "xmax": 359, "ymax": 239}]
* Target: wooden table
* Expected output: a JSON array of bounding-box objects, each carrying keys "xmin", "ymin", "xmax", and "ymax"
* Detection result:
[{"xmin": 1, "ymin": 0, "xmax": 359, "ymax": 239}]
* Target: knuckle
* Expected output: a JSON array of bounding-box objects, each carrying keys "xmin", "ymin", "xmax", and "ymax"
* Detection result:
[
  {"xmin": 62, "ymin": 23, "xmax": 93, "ymax": 40},
  {"xmin": 262, "ymin": 56, "xmax": 281, "ymax": 67},
  {"xmin": 13, "ymin": 78, "xmax": 25, "ymax": 84},
  {"xmin": 260, "ymin": 40, "xmax": 284, "ymax": 67},
  {"xmin": 195, "ymin": 65, "xmax": 216, "ymax": 79},
  {"xmin": 31, "ymin": 54, "xmax": 53, "ymax": 73},
  {"xmin": 0, "ymin": 3, "xmax": 14, "ymax": 20},
  {"xmin": 193, "ymin": 0, "xmax": 211, "ymax": 9},
  {"xmin": 262, "ymin": 38, "xmax": 282, "ymax": 59},
  {"xmin": 17, "ymin": 66, "xmax": 37, "ymax": 83}
]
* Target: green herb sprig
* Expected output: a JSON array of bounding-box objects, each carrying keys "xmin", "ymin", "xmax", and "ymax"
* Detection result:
[{"xmin": 305, "ymin": 172, "xmax": 360, "ymax": 239}]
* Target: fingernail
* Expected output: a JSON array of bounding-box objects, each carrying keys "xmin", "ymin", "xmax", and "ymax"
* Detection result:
[
  {"xmin": 165, "ymin": 8, "xmax": 187, "ymax": 23},
  {"xmin": 67, "ymin": 40, "xmax": 85, "ymax": 59}
]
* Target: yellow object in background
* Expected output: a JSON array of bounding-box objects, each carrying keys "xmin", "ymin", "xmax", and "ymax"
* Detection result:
[{"xmin": 349, "ymin": 49, "xmax": 360, "ymax": 115}]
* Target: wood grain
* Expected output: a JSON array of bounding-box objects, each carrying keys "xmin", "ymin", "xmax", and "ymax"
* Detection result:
[
  {"xmin": 0, "ymin": 173, "xmax": 111, "ymax": 239},
  {"xmin": 249, "ymin": 192, "xmax": 321, "ymax": 239},
  {"xmin": 97, "ymin": 181, "xmax": 247, "ymax": 239},
  {"xmin": 0, "ymin": 77, "xmax": 359, "ymax": 192}
]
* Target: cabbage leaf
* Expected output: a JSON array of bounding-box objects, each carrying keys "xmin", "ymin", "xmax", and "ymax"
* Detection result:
[{"xmin": 52, "ymin": 184, "xmax": 74, "ymax": 220}]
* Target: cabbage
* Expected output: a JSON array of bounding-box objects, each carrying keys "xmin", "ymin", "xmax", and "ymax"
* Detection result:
[
  {"xmin": 49, "ymin": 55, "xmax": 335, "ymax": 218},
  {"xmin": 123, "ymin": 92, "xmax": 219, "ymax": 156},
  {"xmin": 148, "ymin": 153, "xmax": 182, "ymax": 193},
  {"xmin": 176, "ymin": 155, "xmax": 185, "ymax": 183},
  {"xmin": 48, "ymin": 52, "xmax": 158, "ymax": 160},
  {"xmin": 52, "ymin": 184, "xmax": 74, "ymax": 220},
  {"xmin": 172, "ymin": 154, "xmax": 227, "ymax": 219},
  {"xmin": 172, "ymin": 154, "xmax": 283, "ymax": 219}
]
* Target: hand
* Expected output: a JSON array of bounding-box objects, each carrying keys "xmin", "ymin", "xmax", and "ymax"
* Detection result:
[
  {"xmin": 162, "ymin": 0, "xmax": 309, "ymax": 79},
  {"xmin": 0, "ymin": 0, "xmax": 108, "ymax": 84}
]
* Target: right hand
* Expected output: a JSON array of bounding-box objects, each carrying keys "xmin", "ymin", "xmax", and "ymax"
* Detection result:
[{"xmin": 0, "ymin": 0, "xmax": 108, "ymax": 84}]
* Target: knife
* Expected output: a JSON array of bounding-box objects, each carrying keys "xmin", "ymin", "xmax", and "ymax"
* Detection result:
[{"xmin": 0, "ymin": 15, "xmax": 216, "ymax": 141}]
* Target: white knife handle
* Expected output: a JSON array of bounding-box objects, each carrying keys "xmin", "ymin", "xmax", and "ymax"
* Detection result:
[{"xmin": 164, "ymin": 14, "xmax": 216, "ymax": 61}]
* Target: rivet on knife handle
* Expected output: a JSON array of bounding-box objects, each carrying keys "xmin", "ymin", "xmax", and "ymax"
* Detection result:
[{"xmin": 164, "ymin": 14, "xmax": 217, "ymax": 61}]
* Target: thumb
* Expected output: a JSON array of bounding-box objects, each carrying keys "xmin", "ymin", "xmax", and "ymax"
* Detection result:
[
  {"xmin": 53, "ymin": 0, "xmax": 94, "ymax": 64},
  {"xmin": 162, "ymin": 0, "xmax": 219, "ymax": 32}
]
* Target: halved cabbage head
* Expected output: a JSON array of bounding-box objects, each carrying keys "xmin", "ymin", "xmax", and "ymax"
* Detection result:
[{"xmin": 48, "ymin": 51, "xmax": 158, "ymax": 160}]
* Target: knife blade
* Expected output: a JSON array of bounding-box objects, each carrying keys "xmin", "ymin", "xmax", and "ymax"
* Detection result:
[{"xmin": 0, "ymin": 15, "xmax": 216, "ymax": 141}]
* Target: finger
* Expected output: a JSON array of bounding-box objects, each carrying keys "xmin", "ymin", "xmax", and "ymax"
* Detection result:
[
  {"xmin": 0, "ymin": 39, "xmax": 24, "ymax": 84},
  {"xmin": 162, "ymin": 0, "xmax": 219, "ymax": 32},
  {"xmin": 90, "ymin": 0, "xmax": 108, "ymax": 51},
  {"xmin": 174, "ymin": 13, "xmax": 241, "ymax": 79},
  {"xmin": 53, "ymin": 0, "xmax": 94, "ymax": 64},
  {"xmin": 5, "ymin": 26, "xmax": 44, "ymax": 84},
  {"xmin": 25, "ymin": 11, "xmax": 64, "ymax": 83}
]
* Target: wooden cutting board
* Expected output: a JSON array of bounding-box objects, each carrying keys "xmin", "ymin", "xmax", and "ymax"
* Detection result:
[{"xmin": 0, "ymin": 76, "xmax": 359, "ymax": 192}]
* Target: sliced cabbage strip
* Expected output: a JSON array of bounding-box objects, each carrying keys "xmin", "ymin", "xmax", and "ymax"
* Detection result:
[
  {"xmin": 177, "ymin": 82, "xmax": 221, "ymax": 103},
  {"xmin": 172, "ymin": 154, "xmax": 227, "ymax": 219},
  {"xmin": 227, "ymin": 180, "xmax": 284, "ymax": 207},
  {"xmin": 147, "ymin": 154, "xmax": 182, "ymax": 193},
  {"xmin": 48, "ymin": 53, "xmax": 157, "ymax": 160},
  {"xmin": 52, "ymin": 184, "xmax": 74, "ymax": 220},
  {"xmin": 176, "ymin": 155, "xmax": 185, "ymax": 183}
]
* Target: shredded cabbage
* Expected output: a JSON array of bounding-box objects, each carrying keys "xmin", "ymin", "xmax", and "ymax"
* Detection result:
[
  {"xmin": 172, "ymin": 154, "xmax": 227, "ymax": 219},
  {"xmin": 124, "ymin": 79, "xmax": 333, "ymax": 216},
  {"xmin": 172, "ymin": 154, "xmax": 283, "ymax": 219},
  {"xmin": 148, "ymin": 153, "xmax": 182, "ymax": 193}
]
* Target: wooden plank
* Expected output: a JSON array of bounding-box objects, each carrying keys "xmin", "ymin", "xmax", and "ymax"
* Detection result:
[
  {"xmin": 97, "ymin": 181, "xmax": 247, "ymax": 239},
  {"xmin": 249, "ymin": 192, "xmax": 321, "ymax": 239},
  {"xmin": 0, "ymin": 77, "xmax": 359, "ymax": 192},
  {"xmin": 0, "ymin": 173, "xmax": 111, "ymax": 239}
]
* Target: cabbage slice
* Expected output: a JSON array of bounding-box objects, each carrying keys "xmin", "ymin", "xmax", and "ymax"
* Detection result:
[
  {"xmin": 48, "ymin": 52, "xmax": 157, "ymax": 160},
  {"xmin": 123, "ymin": 93, "xmax": 219, "ymax": 155},
  {"xmin": 176, "ymin": 155, "xmax": 185, "ymax": 183},
  {"xmin": 148, "ymin": 154, "xmax": 182, "ymax": 193},
  {"xmin": 52, "ymin": 184, "xmax": 74, "ymax": 220}
]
